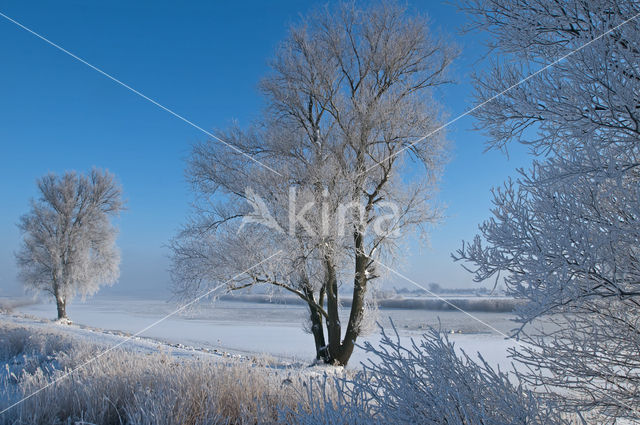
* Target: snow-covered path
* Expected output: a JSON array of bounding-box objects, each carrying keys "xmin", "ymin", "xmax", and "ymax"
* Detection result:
[{"xmin": 0, "ymin": 313, "xmax": 248, "ymax": 364}]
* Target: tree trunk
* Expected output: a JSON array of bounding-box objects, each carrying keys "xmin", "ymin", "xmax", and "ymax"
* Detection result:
[
  {"xmin": 321, "ymin": 228, "xmax": 369, "ymax": 366},
  {"xmin": 334, "ymin": 228, "xmax": 368, "ymax": 365},
  {"xmin": 304, "ymin": 287, "xmax": 328, "ymax": 361},
  {"xmin": 56, "ymin": 295, "xmax": 67, "ymax": 320},
  {"xmin": 325, "ymin": 259, "xmax": 342, "ymax": 363},
  {"xmin": 328, "ymin": 146, "xmax": 371, "ymax": 366}
]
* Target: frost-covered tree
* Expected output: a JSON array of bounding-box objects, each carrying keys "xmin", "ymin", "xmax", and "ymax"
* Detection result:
[
  {"xmin": 16, "ymin": 169, "xmax": 124, "ymax": 320},
  {"xmin": 457, "ymin": 157, "xmax": 640, "ymax": 417},
  {"xmin": 170, "ymin": 2, "xmax": 456, "ymax": 365},
  {"xmin": 454, "ymin": 0, "xmax": 640, "ymax": 419}
]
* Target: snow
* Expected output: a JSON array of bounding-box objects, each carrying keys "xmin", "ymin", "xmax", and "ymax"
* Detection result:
[
  {"xmin": 0, "ymin": 312, "xmax": 241, "ymax": 363},
  {"xmin": 6, "ymin": 295, "xmax": 519, "ymax": 369}
]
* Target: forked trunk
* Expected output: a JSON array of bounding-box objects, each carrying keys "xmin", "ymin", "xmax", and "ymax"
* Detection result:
[
  {"xmin": 322, "ymin": 229, "xmax": 369, "ymax": 366},
  {"xmin": 334, "ymin": 229, "xmax": 368, "ymax": 365},
  {"xmin": 325, "ymin": 259, "xmax": 342, "ymax": 362}
]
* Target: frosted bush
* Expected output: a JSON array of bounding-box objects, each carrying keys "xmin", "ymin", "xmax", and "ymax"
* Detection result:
[{"xmin": 288, "ymin": 324, "xmax": 568, "ymax": 425}]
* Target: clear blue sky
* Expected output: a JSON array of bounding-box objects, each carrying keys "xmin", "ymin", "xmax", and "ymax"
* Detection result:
[{"xmin": 0, "ymin": 1, "xmax": 530, "ymax": 298}]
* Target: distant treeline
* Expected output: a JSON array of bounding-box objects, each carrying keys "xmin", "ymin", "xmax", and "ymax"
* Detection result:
[
  {"xmin": 377, "ymin": 297, "xmax": 522, "ymax": 313},
  {"xmin": 217, "ymin": 294, "xmax": 522, "ymax": 313}
]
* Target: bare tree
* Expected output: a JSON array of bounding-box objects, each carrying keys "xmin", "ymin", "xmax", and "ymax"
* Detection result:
[
  {"xmin": 454, "ymin": 0, "xmax": 640, "ymax": 419},
  {"xmin": 171, "ymin": 1, "xmax": 456, "ymax": 365},
  {"xmin": 16, "ymin": 169, "xmax": 124, "ymax": 321}
]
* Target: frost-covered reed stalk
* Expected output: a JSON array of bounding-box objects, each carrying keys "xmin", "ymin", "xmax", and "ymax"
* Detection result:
[{"xmin": 0, "ymin": 322, "xmax": 305, "ymax": 425}]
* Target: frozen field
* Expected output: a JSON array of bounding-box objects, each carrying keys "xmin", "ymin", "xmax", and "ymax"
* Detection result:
[{"xmin": 7, "ymin": 295, "xmax": 519, "ymax": 368}]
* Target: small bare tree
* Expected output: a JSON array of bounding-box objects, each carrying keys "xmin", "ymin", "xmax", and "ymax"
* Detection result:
[
  {"xmin": 171, "ymin": 2, "xmax": 456, "ymax": 365},
  {"xmin": 16, "ymin": 169, "xmax": 124, "ymax": 320}
]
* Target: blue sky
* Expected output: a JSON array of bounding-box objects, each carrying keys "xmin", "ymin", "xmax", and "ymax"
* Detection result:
[{"xmin": 0, "ymin": 1, "xmax": 531, "ymax": 298}]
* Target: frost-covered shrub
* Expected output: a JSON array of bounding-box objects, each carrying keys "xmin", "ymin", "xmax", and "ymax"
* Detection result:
[
  {"xmin": 453, "ymin": 0, "xmax": 640, "ymax": 419},
  {"xmin": 288, "ymin": 324, "xmax": 567, "ymax": 425},
  {"xmin": 0, "ymin": 322, "xmax": 75, "ymax": 361}
]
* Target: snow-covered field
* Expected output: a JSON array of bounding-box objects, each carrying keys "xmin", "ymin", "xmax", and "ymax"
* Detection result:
[
  {"xmin": 5, "ymin": 295, "xmax": 519, "ymax": 369},
  {"xmin": 0, "ymin": 304, "xmax": 552, "ymax": 425}
]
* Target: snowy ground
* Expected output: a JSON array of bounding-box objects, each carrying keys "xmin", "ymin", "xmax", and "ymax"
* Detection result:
[{"xmin": 4, "ymin": 295, "xmax": 520, "ymax": 369}]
